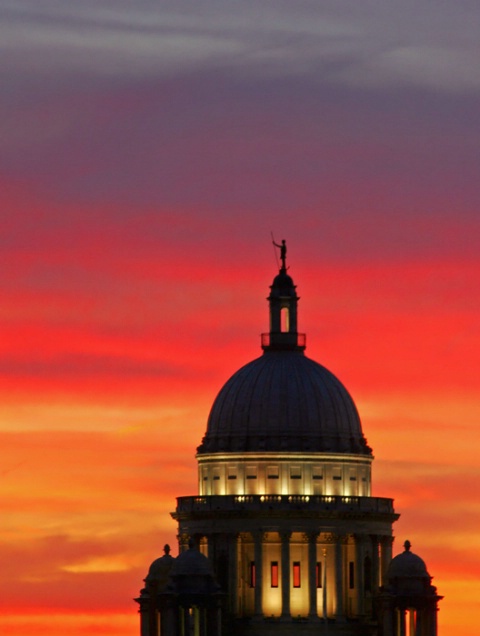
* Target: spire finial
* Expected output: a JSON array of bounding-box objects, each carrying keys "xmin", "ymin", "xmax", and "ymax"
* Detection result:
[
  {"xmin": 404, "ymin": 540, "xmax": 411, "ymax": 552},
  {"xmin": 272, "ymin": 238, "xmax": 287, "ymax": 271}
]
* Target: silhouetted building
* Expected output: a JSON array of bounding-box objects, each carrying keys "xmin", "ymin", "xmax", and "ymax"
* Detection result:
[{"xmin": 136, "ymin": 249, "xmax": 442, "ymax": 635}]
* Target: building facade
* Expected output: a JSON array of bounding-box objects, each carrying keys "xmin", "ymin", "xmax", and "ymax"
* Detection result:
[{"xmin": 137, "ymin": 250, "xmax": 441, "ymax": 635}]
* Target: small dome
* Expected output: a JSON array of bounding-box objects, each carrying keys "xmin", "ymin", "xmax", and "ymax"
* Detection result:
[
  {"xmin": 198, "ymin": 350, "xmax": 371, "ymax": 455},
  {"xmin": 145, "ymin": 544, "xmax": 175, "ymax": 590},
  {"xmin": 385, "ymin": 541, "xmax": 433, "ymax": 596},
  {"xmin": 167, "ymin": 543, "xmax": 220, "ymax": 595},
  {"xmin": 271, "ymin": 270, "xmax": 295, "ymax": 292}
]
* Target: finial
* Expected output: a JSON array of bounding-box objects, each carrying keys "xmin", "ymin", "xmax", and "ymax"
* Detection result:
[
  {"xmin": 272, "ymin": 237, "xmax": 287, "ymax": 271},
  {"xmin": 404, "ymin": 540, "xmax": 411, "ymax": 552},
  {"xmin": 163, "ymin": 544, "xmax": 171, "ymax": 555}
]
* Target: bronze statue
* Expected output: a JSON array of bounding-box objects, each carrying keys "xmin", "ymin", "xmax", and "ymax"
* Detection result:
[{"xmin": 272, "ymin": 238, "xmax": 287, "ymax": 270}]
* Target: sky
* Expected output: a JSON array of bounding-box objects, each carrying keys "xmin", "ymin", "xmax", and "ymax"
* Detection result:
[{"xmin": 0, "ymin": 1, "xmax": 479, "ymax": 634}]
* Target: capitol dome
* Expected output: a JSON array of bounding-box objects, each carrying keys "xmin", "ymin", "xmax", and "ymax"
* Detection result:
[
  {"xmin": 197, "ymin": 257, "xmax": 370, "ymax": 457},
  {"xmin": 197, "ymin": 350, "xmax": 370, "ymax": 455}
]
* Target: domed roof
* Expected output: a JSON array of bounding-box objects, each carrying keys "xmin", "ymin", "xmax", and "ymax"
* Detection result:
[
  {"xmin": 197, "ymin": 350, "xmax": 371, "ymax": 455},
  {"xmin": 167, "ymin": 542, "xmax": 220, "ymax": 596},
  {"xmin": 387, "ymin": 541, "xmax": 430, "ymax": 580},
  {"xmin": 384, "ymin": 541, "xmax": 435, "ymax": 596},
  {"xmin": 145, "ymin": 544, "xmax": 175, "ymax": 590}
]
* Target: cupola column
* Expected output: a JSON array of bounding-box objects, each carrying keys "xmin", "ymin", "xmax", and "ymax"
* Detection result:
[
  {"xmin": 253, "ymin": 531, "xmax": 264, "ymax": 617},
  {"xmin": 307, "ymin": 532, "xmax": 319, "ymax": 617},
  {"xmin": 228, "ymin": 533, "xmax": 239, "ymax": 616},
  {"xmin": 334, "ymin": 535, "xmax": 346, "ymax": 620},
  {"xmin": 355, "ymin": 535, "xmax": 366, "ymax": 616},
  {"xmin": 280, "ymin": 531, "xmax": 292, "ymax": 618},
  {"xmin": 380, "ymin": 536, "xmax": 394, "ymax": 584}
]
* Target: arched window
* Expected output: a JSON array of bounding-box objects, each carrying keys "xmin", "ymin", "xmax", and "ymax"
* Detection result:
[{"xmin": 280, "ymin": 307, "xmax": 289, "ymax": 332}]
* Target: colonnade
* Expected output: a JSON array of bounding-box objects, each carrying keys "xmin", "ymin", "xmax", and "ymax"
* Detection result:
[{"xmin": 179, "ymin": 530, "xmax": 394, "ymax": 621}]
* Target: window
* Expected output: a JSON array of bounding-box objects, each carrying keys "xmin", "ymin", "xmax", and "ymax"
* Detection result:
[
  {"xmin": 228, "ymin": 467, "xmax": 237, "ymax": 480},
  {"xmin": 249, "ymin": 562, "xmax": 256, "ymax": 588},
  {"xmin": 349, "ymin": 561, "xmax": 355, "ymax": 589},
  {"xmin": 267, "ymin": 465, "xmax": 279, "ymax": 479},
  {"xmin": 312, "ymin": 474, "xmax": 323, "ymax": 480},
  {"xmin": 271, "ymin": 561, "xmax": 279, "ymax": 587},
  {"xmin": 333, "ymin": 475, "xmax": 342, "ymax": 481},
  {"xmin": 316, "ymin": 562, "xmax": 322, "ymax": 588},
  {"xmin": 293, "ymin": 562, "xmax": 301, "ymax": 588},
  {"xmin": 228, "ymin": 475, "xmax": 237, "ymax": 480},
  {"xmin": 280, "ymin": 306, "xmax": 290, "ymax": 332},
  {"xmin": 349, "ymin": 476, "xmax": 357, "ymax": 481},
  {"xmin": 246, "ymin": 467, "xmax": 257, "ymax": 480},
  {"xmin": 290, "ymin": 466, "xmax": 301, "ymax": 480}
]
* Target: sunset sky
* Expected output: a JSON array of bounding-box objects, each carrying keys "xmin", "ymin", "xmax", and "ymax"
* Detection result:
[{"xmin": 1, "ymin": 2, "xmax": 479, "ymax": 634}]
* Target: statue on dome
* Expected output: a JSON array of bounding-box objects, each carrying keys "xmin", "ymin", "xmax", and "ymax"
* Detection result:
[{"xmin": 272, "ymin": 238, "xmax": 287, "ymax": 271}]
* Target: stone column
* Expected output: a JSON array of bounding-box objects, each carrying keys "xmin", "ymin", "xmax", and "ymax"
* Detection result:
[
  {"xmin": 371, "ymin": 535, "xmax": 380, "ymax": 588},
  {"xmin": 280, "ymin": 531, "xmax": 291, "ymax": 618},
  {"xmin": 253, "ymin": 531, "xmax": 264, "ymax": 617},
  {"xmin": 354, "ymin": 534, "xmax": 365, "ymax": 616},
  {"xmin": 334, "ymin": 535, "xmax": 345, "ymax": 620},
  {"xmin": 380, "ymin": 536, "xmax": 393, "ymax": 584},
  {"xmin": 228, "ymin": 533, "xmax": 239, "ymax": 615},
  {"xmin": 306, "ymin": 532, "xmax": 319, "ymax": 618},
  {"xmin": 398, "ymin": 608, "xmax": 406, "ymax": 636}
]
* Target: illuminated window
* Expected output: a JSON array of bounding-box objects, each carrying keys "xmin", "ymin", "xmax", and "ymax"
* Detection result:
[
  {"xmin": 249, "ymin": 562, "xmax": 256, "ymax": 588},
  {"xmin": 271, "ymin": 561, "xmax": 279, "ymax": 587},
  {"xmin": 290, "ymin": 466, "xmax": 301, "ymax": 480},
  {"xmin": 293, "ymin": 562, "xmax": 301, "ymax": 588},
  {"xmin": 246, "ymin": 467, "xmax": 257, "ymax": 480},
  {"xmin": 280, "ymin": 307, "xmax": 290, "ymax": 332},
  {"xmin": 316, "ymin": 562, "xmax": 322, "ymax": 588},
  {"xmin": 267, "ymin": 465, "xmax": 279, "ymax": 479},
  {"xmin": 349, "ymin": 561, "xmax": 355, "ymax": 589}
]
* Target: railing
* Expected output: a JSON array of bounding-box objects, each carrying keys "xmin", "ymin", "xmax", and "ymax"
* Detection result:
[
  {"xmin": 176, "ymin": 494, "xmax": 395, "ymax": 514},
  {"xmin": 261, "ymin": 332, "xmax": 306, "ymax": 350}
]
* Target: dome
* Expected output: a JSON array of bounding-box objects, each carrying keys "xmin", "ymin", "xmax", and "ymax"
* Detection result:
[
  {"xmin": 145, "ymin": 544, "xmax": 175, "ymax": 590},
  {"xmin": 197, "ymin": 350, "xmax": 371, "ymax": 455},
  {"xmin": 167, "ymin": 543, "xmax": 220, "ymax": 596},
  {"xmin": 386, "ymin": 541, "xmax": 430, "ymax": 581}
]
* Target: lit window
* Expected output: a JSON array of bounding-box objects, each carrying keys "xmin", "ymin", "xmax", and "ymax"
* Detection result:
[
  {"xmin": 271, "ymin": 561, "xmax": 279, "ymax": 587},
  {"xmin": 349, "ymin": 561, "xmax": 355, "ymax": 589},
  {"xmin": 280, "ymin": 306, "xmax": 290, "ymax": 332},
  {"xmin": 293, "ymin": 562, "xmax": 301, "ymax": 588},
  {"xmin": 267, "ymin": 465, "xmax": 279, "ymax": 479},
  {"xmin": 316, "ymin": 562, "xmax": 322, "ymax": 588},
  {"xmin": 290, "ymin": 466, "xmax": 301, "ymax": 479},
  {"xmin": 246, "ymin": 467, "xmax": 257, "ymax": 480},
  {"xmin": 249, "ymin": 562, "xmax": 256, "ymax": 588}
]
